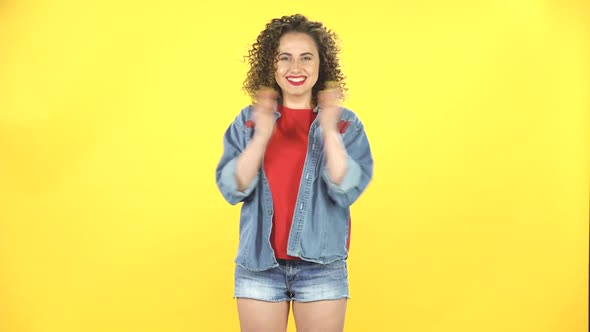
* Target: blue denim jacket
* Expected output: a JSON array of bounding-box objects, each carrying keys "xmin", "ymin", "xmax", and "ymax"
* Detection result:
[{"xmin": 215, "ymin": 105, "xmax": 373, "ymax": 271}]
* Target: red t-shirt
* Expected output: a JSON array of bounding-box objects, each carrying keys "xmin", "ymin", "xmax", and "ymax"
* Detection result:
[{"xmin": 263, "ymin": 105, "xmax": 317, "ymax": 260}]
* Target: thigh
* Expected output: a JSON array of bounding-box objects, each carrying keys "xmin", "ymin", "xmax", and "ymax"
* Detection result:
[
  {"xmin": 292, "ymin": 299, "xmax": 347, "ymax": 332},
  {"xmin": 237, "ymin": 298, "xmax": 290, "ymax": 332}
]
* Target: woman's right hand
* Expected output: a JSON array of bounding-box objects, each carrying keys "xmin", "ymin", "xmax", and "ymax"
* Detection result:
[
  {"xmin": 234, "ymin": 88, "xmax": 278, "ymax": 192},
  {"xmin": 252, "ymin": 88, "xmax": 278, "ymax": 141}
]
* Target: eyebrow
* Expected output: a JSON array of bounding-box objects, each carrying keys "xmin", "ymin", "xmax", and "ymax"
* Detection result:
[{"xmin": 277, "ymin": 52, "xmax": 315, "ymax": 57}]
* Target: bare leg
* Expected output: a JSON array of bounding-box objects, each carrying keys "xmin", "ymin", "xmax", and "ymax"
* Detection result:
[
  {"xmin": 236, "ymin": 298, "xmax": 290, "ymax": 332},
  {"xmin": 292, "ymin": 299, "xmax": 347, "ymax": 332}
]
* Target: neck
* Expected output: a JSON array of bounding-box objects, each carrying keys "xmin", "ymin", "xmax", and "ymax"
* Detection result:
[{"xmin": 282, "ymin": 94, "xmax": 312, "ymax": 109}]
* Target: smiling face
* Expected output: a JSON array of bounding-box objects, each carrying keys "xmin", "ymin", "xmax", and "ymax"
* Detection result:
[{"xmin": 274, "ymin": 32, "xmax": 320, "ymax": 109}]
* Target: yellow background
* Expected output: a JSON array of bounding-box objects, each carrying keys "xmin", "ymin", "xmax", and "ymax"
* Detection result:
[{"xmin": 0, "ymin": 0, "xmax": 588, "ymax": 331}]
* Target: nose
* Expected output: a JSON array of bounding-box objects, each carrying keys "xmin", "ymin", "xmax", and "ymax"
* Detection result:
[
  {"xmin": 288, "ymin": 62, "xmax": 304, "ymax": 74},
  {"xmin": 289, "ymin": 58, "xmax": 303, "ymax": 69}
]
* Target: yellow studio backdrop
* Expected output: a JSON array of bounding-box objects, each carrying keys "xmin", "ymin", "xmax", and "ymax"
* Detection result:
[{"xmin": 0, "ymin": 0, "xmax": 588, "ymax": 331}]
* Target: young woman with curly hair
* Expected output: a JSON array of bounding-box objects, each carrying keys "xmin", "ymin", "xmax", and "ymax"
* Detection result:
[{"xmin": 216, "ymin": 14, "xmax": 373, "ymax": 332}]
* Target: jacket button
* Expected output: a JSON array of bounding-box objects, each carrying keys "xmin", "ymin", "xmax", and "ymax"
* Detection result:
[{"xmin": 268, "ymin": 210, "xmax": 273, "ymax": 216}]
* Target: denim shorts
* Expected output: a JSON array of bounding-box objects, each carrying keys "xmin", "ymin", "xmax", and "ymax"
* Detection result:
[{"xmin": 234, "ymin": 258, "xmax": 349, "ymax": 303}]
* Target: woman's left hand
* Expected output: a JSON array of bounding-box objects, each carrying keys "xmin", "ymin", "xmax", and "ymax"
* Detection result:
[
  {"xmin": 317, "ymin": 83, "xmax": 347, "ymax": 184},
  {"xmin": 317, "ymin": 83, "xmax": 343, "ymax": 132}
]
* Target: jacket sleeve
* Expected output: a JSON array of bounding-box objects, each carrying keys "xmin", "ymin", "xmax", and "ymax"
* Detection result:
[
  {"xmin": 215, "ymin": 107, "xmax": 259, "ymax": 205},
  {"xmin": 321, "ymin": 115, "xmax": 374, "ymax": 207}
]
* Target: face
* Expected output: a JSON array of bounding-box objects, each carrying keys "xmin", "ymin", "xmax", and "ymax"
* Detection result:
[{"xmin": 274, "ymin": 32, "xmax": 320, "ymax": 106}]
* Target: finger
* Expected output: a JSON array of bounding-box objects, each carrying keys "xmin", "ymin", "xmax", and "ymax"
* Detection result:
[
  {"xmin": 319, "ymin": 83, "xmax": 342, "ymax": 97},
  {"xmin": 254, "ymin": 89, "xmax": 278, "ymax": 113},
  {"xmin": 324, "ymin": 81, "xmax": 340, "ymax": 89},
  {"xmin": 318, "ymin": 92, "xmax": 341, "ymax": 108},
  {"xmin": 255, "ymin": 100, "xmax": 276, "ymax": 113},
  {"xmin": 255, "ymin": 87, "xmax": 279, "ymax": 102}
]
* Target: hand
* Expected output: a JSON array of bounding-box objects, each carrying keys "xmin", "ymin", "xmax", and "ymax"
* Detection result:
[
  {"xmin": 252, "ymin": 88, "xmax": 278, "ymax": 140},
  {"xmin": 317, "ymin": 83, "xmax": 343, "ymax": 132}
]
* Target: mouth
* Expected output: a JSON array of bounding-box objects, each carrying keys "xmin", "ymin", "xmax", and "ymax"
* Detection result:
[{"xmin": 286, "ymin": 76, "xmax": 306, "ymax": 86}]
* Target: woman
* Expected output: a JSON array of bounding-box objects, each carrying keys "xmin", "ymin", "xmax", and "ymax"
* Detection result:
[{"xmin": 215, "ymin": 14, "xmax": 373, "ymax": 332}]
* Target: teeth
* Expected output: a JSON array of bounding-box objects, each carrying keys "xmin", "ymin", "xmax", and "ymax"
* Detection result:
[{"xmin": 287, "ymin": 77, "xmax": 305, "ymax": 82}]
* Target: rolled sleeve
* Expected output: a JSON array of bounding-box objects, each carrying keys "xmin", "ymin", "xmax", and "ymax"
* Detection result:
[
  {"xmin": 321, "ymin": 155, "xmax": 362, "ymax": 195},
  {"xmin": 218, "ymin": 157, "xmax": 259, "ymax": 205},
  {"xmin": 319, "ymin": 113, "xmax": 373, "ymax": 207},
  {"xmin": 215, "ymin": 106, "xmax": 259, "ymax": 205}
]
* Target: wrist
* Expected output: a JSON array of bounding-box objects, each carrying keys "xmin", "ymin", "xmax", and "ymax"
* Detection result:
[
  {"xmin": 321, "ymin": 126, "xmax": 339, "ymax": 137},
  {"xmin": 253, "ymin": 130, "xmax": 272, "ymax": 143}
]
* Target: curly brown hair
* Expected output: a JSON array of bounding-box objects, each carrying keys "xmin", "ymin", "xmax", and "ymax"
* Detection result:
[{"xmin": 243, "ymin": 14, "xmax": 347, "ymax": 105}]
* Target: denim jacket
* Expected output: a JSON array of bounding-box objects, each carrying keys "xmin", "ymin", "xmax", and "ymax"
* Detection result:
[{"xmin": 215, "ymin": 105, "xmax": 373, "ymax": 271}]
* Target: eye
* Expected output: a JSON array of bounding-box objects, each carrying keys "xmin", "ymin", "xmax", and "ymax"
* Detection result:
[
  {"xmin": 302, "ymin": 55, "xmax": 312, "ymax": 61},
  {"xmin": 278, "ymin": 55, "xmax": 291, "ymax": 62}
]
